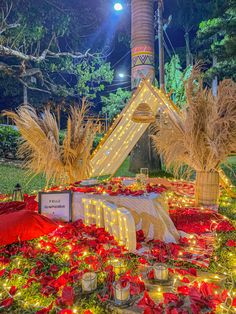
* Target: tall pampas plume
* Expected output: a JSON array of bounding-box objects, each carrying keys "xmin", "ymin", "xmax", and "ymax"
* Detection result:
[
  {"xmin": 4, "ymin": 98, "xmax": 97, "ymax": 185},
  {"xmin": 151, "ymin": 66, "xmax": 236, "ymax": 205},
  {"xmin": 152, "ymin": 67, "xmax": 236, "ymax": 174}
]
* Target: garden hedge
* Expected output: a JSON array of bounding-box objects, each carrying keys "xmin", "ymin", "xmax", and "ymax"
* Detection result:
[{"xmin": 0, "ymin": 125, "xmax": 103, "ymax": 160}]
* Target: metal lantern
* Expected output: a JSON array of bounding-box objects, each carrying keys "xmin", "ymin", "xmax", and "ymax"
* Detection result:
[
  {"xmin": 131, "ymin": 103, "xmax": 156, "ymax": 123},
  {"xmin": 12, "ymin": 183, "xmax": 24, "ymax": 201}
]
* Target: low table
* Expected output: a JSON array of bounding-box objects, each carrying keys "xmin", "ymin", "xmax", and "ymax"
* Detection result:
[{"xmin": 72, "ymin": 192, "xmax": 179, "ymax": 243}]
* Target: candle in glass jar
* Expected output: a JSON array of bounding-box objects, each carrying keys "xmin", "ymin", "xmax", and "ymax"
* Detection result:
[
  {"xmin": 113, "ymin": 281, "xmax": 130, "ymax": 304},
  {"xmin": 82, "ymin": 272, "xmax": 97, "ymax": 292},
  {"xmin": 154, "ymin": 263, "xmax": 169, "ymax": 281},
  {"xmin": 140, "ymin": 168, "xmax": 149, "ymax": 178},
  {"xmin": 110, "ymin": 259, "xmax": 126, "ymax": 275}
]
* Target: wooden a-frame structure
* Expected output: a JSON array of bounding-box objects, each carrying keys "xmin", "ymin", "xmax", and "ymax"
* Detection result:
[{"xmin": 90, "ymin": 79, "xmax": 235, "ymax": 197}]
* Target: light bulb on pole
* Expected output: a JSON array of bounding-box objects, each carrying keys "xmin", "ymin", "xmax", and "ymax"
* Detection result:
[
  {"xmin": 118, "ymin": 73, "xmax": 125, "ymax": 78},
  {"xmin": 118, "ymin": 72, "xmax": 131, "ymax": 79},
  {"xmin": 114, "ymin": 3, "xmax": 123, "ymax": 11}
]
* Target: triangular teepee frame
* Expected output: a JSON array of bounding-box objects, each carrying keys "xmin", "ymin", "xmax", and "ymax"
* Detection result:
[{"xmin": 90, "ymin": 78, "xmax": 181, "ymax": 178}]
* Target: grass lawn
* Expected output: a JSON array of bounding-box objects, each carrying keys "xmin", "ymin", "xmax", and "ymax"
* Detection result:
[
  {"xmin": 0, "ymin": 164, "xmax": 47, "ymax": 195},
  {"xmin": 0, "ymin": 156, "xmax": 235, "ymax": 195},
  {"xmin": 222, "ymin": 156, "xmax": 236, "ymax": 185}
]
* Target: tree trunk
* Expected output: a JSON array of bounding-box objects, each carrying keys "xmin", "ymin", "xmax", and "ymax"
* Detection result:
[
  {"xmin": 195, "ymin": 171, "xmax": 219, "ymax": 208},
  {"xmin": 212, "ymin": 55, "xmax": 218, "ymax": 96},
  {"xmin": 23, "ymin": 84, "xmax": 28, "ymax": 105},
  {"xmin": 56, "ymin": 104, "xmax": 61, "ymax": 130},
  {"xmin": 184, "ymin": 31, "xmax": 191, "ymax": 67}
]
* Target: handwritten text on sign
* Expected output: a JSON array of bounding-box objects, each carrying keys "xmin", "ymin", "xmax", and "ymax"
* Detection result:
[{"xmin": 39, "ymin": 191, "xmax": 72, "ymax": 222}]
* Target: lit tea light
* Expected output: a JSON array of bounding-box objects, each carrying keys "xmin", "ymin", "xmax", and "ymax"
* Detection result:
[
  {"xmin": 110, "ymin": 259, "xmax": 126, "ymax": 275},
  {"xmin": 113, "ymin": 281, "xmax": 130, "ymax": 305},
  {"xmin": 82, "ymin": 272, "xmax": 97, "ymax": 292},
  {"xmin": 154, "ymin": 263, "xmax": 169, "ymax": 281}
]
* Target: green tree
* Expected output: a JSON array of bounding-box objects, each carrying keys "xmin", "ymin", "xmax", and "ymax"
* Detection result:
[
  {"xmin": 101, "ymin": 88, "xmax": 131, "ymax": 120},
  {"xmin": 197, "ymin": 0, "xmax": 236, "ymax": 81},
  {"xmin": 48, "ymin": 55, "xmax": 114, "ymax": 100},
  {"xmin": 0, "ymin": 0, "xmax": 114, "ymax": 105},
  {"xmin": 75, "ymin": 58, "xmax": 114, "ymax": 99},
  {"xmin": 165, "ymin": 0, "xmax": 212, "ymax": 66},
  {"xmin": 165, "ymin": 55, "xmax": 192, "ymax": 107}
]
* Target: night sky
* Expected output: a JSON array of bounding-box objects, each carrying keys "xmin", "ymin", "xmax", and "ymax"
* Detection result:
[
  {"xmin": 0, "ymin": 0, "xmax": 190, "ymax": 112},
  {"xmin": 72, "ymin": 0, "xmax": 187, "ymax": 79},
  {"xmin": 91, "ymin": 0, "xmax": 187, "ymax": 100}
]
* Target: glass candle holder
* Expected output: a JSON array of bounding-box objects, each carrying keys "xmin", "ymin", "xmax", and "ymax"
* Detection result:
[
  {"xmin": 140, "ymin": 168, "xmax": 149, "ymax": 193},
  {"xmin": 110, "ymin": 259, "xmax": 126, "ymax": 275},
  {"xmin": 113, "ymin": 281, "xmax": 130, "ymax": 305},
  {"xmin": 154, "ymin": 263, "xmax": 169, "ymax": 281},
  {"xmin": 82, "ymin": 272, "xmax": 97, "ymax": 292},
  {"xmin": 140, "ymin": 168, "xmax": 149, "ymax": 178}
]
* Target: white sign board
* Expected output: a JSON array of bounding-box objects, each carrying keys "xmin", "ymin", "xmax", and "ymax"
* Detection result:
[{"xmin": 39, "ymin": 191, "xmax": 72, "ymax": 222}]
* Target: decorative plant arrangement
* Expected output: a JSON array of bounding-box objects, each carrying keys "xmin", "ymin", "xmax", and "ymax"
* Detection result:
[
  {"xmin": 4, "ymin": 99, "xmax": 97, "ymax": 185},
  {"xmin": 152, "ymin": 67, "xmax": 236, "ymax": 206}
]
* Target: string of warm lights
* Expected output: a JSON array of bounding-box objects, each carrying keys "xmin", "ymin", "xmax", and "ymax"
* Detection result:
[
  {"xmin": 0, "ymin": 177, "xmax": 236, "ymax": 313},
  {"xmin": 90, "ymin": 79, "xmax": 174, "ymax": 178}
]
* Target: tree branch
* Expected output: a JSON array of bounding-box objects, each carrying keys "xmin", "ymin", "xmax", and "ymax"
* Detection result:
[
  {"xmin": 20, "ymin": 68, "xmax": 43, "ymax": 78},
  {"xmin": 46, "ymin": 49, "xmax": 91, "ymax": 59},
  {"xmin": 0, "ymin": 45, "xmax": 48, "ymax": 61},
  {"xmin": 0, "ymin": 45, "xmax": 92, "ymax": 62},
  {"xmin": 18, "ymin": 78, "xmax": 51, "ymax": 94},
  {"xmin": 0, "ymin": 22, "xmax": 20, "ymax": 35},
  {"xmin": 0, "ymin": 61, "xmax": 14, "ymax": 74}
]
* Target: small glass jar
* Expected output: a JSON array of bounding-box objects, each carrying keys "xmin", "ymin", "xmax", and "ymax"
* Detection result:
[
  {"xmin": 140, "ymin": 168, "xmax": 149, "ymax": 178},
  {"xmin": 154, "ymin": 263, "xmax": 169, "ymax": 281},
  {"xmin": 82, "ymin": 272, "xmax": 97, "ymax": 292},
  {"xmin": 140, "ymin": 168, "xmax": 149, "ymax": 193},
  {"xmin": 110, "ymin": 259, "xmax": 126, "ymax": 275},
  {"xmin": 113, "ymin": 281, "xmax": 130, "ymax": 305}
]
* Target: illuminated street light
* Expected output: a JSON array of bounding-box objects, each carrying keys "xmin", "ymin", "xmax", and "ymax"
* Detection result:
[
  {"xmin": 114, "ymin": 3, "xmax": 123, "ymax": 11},
  {"xmin": 118, "ymin": 72, "xmax": 131, "ymax": 79},
  {"xmin": 118, "ymin": 72, "xmax": 125, "ymax": 78}
]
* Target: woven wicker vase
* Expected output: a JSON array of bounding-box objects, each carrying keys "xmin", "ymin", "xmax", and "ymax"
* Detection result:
[{"xmin": 195, "ymin": 171, "xmax": 220, "ymax": 207}]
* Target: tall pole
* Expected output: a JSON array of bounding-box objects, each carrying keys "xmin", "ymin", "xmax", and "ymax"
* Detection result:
[
  {"xmin": 131, "ymin": 0, "xmax": 155, "ymax": 89},
  {"xmin": 158, "ymin": 0, "xmax": 165, "ymax": 91},
  {"xmin": 129, "ymin": 0, "xmax": 162, "ymax": 172}
]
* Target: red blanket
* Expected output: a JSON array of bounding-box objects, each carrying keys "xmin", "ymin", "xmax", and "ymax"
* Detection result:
[
  {"xmin": 170, "ymin": 207, "xmax": 235, "ymax": 234},
  {"xmin": 0, "ymin": 201, "xmax": 25, "ymax": 215}
]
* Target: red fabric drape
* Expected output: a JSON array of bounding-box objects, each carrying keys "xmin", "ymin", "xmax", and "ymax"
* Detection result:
[
  {"xmin": 0, "ymin": 200, "xmax": 58, "ymax": 246},
  {"xmin": 0, "ymin": 210, "xmax": 58, "ymax": 246}
]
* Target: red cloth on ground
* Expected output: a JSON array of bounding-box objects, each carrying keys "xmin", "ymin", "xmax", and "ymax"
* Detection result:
[
  {"xmin": 24, "ymin": 194, "xmax": 38, "ymax": 211},
  {"xmin": 170, "ymin": 207, "xmax": 235, "ymax": 234},
  {"xmin": 0, "ymin": 201, "xmax": 26, "ymax": 215},
  {"xmin": 0, "ymin": 195, "xmax": 38, "ymax": 216},
  {"xmin": 0, "ymin": 210, "xmax": 58, "ymax": 246}
]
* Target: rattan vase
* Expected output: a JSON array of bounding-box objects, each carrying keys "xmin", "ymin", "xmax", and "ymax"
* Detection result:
[{"xmin": 195, "ymin": 171, "xmax": 220, "ymax": 207}]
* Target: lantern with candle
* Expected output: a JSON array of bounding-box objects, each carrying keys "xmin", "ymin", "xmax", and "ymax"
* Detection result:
[
  {"xmin": 113, "ymin": 281, "xmax": 130, "ymax": 305},
  {"xmin": 109, "ymin": 258, "xmax": 127, "ymax": 275},
  {"xmin": 12, "ymin": 183, "xmax": 24, "ymax": 201},
  {"xmin": 153, "ymin": 263, "xmax": 169, "ymax": 282},
  {"xmin": 82, "ymin": 272, "xmax": 97, "ymax": 293}
]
